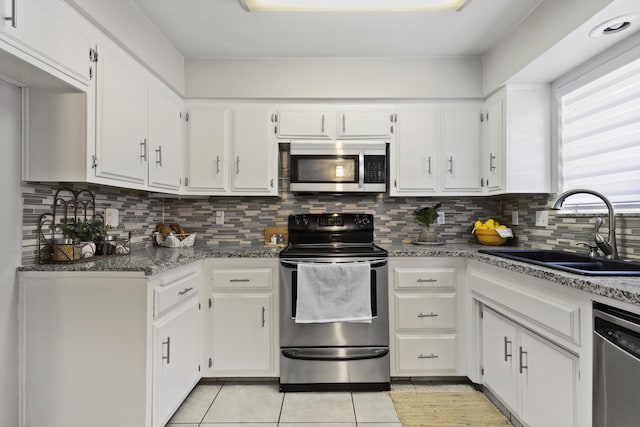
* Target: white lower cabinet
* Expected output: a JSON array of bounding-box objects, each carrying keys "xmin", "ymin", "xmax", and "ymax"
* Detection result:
[
  {"xmin": 152, "ymin": 295, "xmax": 200, "ymax": 427},
  {"xmin": 19, "ymin": 262, "xmax": 202, "ymax": 427},
  {"xmin": 481, "ymin": 307, "xmax": 578, "ymax": 427},
  {"xmin": 203, "ymin": 258, "xmax": 278, "ymax": 377},
  {"xmin": 389, "ymin": 258, "xmax": 466, "ymax": 377}
]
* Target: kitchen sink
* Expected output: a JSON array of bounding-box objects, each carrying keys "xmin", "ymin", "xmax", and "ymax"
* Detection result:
[{"xmin": 478, "ymin": 249, "xmax": 640, "ymax": 276}]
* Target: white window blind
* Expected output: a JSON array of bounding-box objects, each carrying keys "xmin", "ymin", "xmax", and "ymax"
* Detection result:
[{"xmin": 559, "ymin": 56, "xmax": 640, "ymax": 210}]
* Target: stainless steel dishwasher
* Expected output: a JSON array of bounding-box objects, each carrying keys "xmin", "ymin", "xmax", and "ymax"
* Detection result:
[{"xmin": 593, "ymin": 303, "xmax": 640, "ymax": 427}]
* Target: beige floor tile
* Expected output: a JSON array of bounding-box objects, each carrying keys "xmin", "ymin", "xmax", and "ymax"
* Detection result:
[
  {"xmin": 165, "ymin": 424, "xmax": 198, "ymax": 427},
  {"xmin": 200, "ymin": 424, "xmax": 278, "ymax": 427},
  {"xmin": 279, "ymin": 392, "xmax": 356, "ymax": 423},
  {"xmin": 202, "ymin": 383, "xmax": 283, "ymax": 423},
  {"xmin": 352, "ymin": 392, "xmax": 400, "ymax": 423},
  {"xmin": 168, "ymin": 383, "xmax": 222, "ymax": 423},
  {"xmin": 356, "ymin": 423, "xmax": 403, "ymax": 426},
  {"xmin": 279, "ymin": 424, "xmax": 356, "ymax": 427}
]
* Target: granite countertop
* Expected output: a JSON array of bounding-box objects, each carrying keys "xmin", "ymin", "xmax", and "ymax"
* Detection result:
[{"xmin": 18, "ymin": 242, "xmax": 640, "ymax": 306}]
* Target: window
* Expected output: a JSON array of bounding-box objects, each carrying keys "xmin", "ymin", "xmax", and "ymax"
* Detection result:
[{"xmin": 559, "ymin": 56, "xmax": 640, "ymax": 210}]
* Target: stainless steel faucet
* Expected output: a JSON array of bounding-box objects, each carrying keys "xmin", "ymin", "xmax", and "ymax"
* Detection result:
[{"xmin": 550, "ymin": 189, "xmax": 618, "ymax": 259}]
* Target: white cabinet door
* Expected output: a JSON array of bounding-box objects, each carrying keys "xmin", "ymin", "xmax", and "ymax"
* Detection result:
[
  {"xmin": 153, "ymin": 296, "xmax": 201, "ymax": 427},
  {"xmin": 337, "ymin": 111, "xmax": 392, "ymax": 138},
  {"xmin": 441, "ymin": 108, "xmax": 482, "ymax": 192},
  {"xmin": 0, "ymin": 0, "xmax": 91, "ymax": 85},
  {"xmin": 209, "ymin": 293, "xmax": 273, "ymax": 374},
  {"xmin": 95, "ymin": 42, "xmax": 148, "ymax": 186},
  {"xmin": 391, "ymin": 109, "xmax": 438, "ymax": 195},
  {"xmin": 485, "ymin": 94, "xmax": 504, "ymax": 193},
  {"xmin": 148, "ymin": 84, "xmax": 183, "ymax": 192},
  {"xmin": 278, "ymin": 110, "xmax": 333, "ymax": 139},
  {"xmin": 231, "ymin": 107, "xmax": 277, "ymax": 194},
  {"xmin": 482, "ymin": 308, "xmax": 519, "ymax": 414},
  {"xmin": 519, "ymin": 329, "xmax": 577, "ymax": 427},
  {"xmin": 186, "ymin": 108, "xmax": 230, "ymax": 193}
]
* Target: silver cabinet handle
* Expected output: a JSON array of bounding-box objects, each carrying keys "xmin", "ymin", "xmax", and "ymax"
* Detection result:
[
  {"xmin": 519, "ymin": 346, "xmax": 528, "ymax": 373},
  {"xmin": 448, "ymin": 156, "xmax": 453, "ymax": 174},
  {"xmin": 417, "ymin": 312, "xmax": 438, "ymax": 318},
  {"xmin": 418, "ymin": 353, "xmax": 439, "ymax": 359},
  {"xmin": 490, "ymin": 153, "xmax": 496, "ymax": 171},
  {"xmin": 261, "ymin": 306, "xmax": 266, "ymax": 328},
  {"xmin": 140, "ymin": 139, "xmax": 148, "ymax": 161},
  {"xmin": 230, "ymin": 278, "xmax": 250, "ymax": 283},
  {"xmin": 342, "ymin": 114, "xmax": 346, "ymax": 132},
  {"xmin": 417, "ymin": 278, "xmax": 437, "ymax": 283},
  {"xmin": 162, "ymin": 336, "xmax": 171, "ymax": 364},
  {"xmin": 394, "ymin": 179, "xmax": 398, "ymax": 188},
  {"xmin": 5, "ymin": 0, "xmax": 16, "ymax": 28},
  {"xmin": 216, "ymin": 156, "xmax": 221, "ymax": 174},
  {"xmin": 504, "ymin": 336, "xmax": 512, "ymax": 361},
  {"xmin": 178, "ymin": 286, "xmax": 193, "ymax": 296},
  {"xmin": 155, "ymin": 146, "xmax": 162, "ymax": 166},
  {"xmin": 270, "ymin": 178, "xmax": 274, "ymax": 188},
  {"xmin": 321, "ymin": 114, "xmax": 325, "ymax": 133},
  {"xmin": 236, "ymin": 156, "xmax": 240, "ymax": 174},
  {"xmin": 427, "ymin": 156, "xmax": 432, "ymax": 175}
]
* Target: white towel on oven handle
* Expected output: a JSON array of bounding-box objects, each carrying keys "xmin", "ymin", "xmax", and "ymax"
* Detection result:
[{"xmin": 295, "ymin": 262, "xmax": 372, "ymax": 323}]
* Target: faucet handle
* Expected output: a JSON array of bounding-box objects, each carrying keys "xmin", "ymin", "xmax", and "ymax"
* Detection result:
[{"xmin": 576, "ymin": 241, "xmax": 599, "ymax": 257}]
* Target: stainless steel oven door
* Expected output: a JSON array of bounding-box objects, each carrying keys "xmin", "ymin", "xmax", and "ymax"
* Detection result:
[{"xmin": 279, "ymin": 258, "xmax": 389, "ymax": 348}]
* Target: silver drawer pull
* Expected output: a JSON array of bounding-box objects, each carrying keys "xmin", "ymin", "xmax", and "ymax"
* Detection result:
[
  {"xmin": 417, "ymin": 312, "xmax": 438, "ymax": 318},
  {"xmin": 418, "ymin": 353, "xmax": 439, "ymax": 359},
  {"xmin": 178, "ymin": 287, "xmax": 193, "ymax": 296},
  {"xmin": 230, "ymin": 278, "xmax": 250, "ymax": 283},
  {"xmin": 417, "ymin": 278, "xmax": 437, "ymax": 283}
]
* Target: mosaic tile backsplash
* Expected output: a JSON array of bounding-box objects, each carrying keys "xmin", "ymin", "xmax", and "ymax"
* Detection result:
[{"xmin": 21, "ymin": 183, "xmax": 639, "ymax": 265}]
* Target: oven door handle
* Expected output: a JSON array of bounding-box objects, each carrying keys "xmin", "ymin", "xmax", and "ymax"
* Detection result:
[
  {"xmin": 281, "ymin": 348, "xmax": 389, "ymax": 361},
  {"xmin": 280, "ymin": 259, "xmax": 387, "ymax": 269}
]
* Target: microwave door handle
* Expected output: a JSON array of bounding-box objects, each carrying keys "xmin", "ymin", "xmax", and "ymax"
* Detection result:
[{"xmin": 359, "ymin": 152, "xmax": 365, "ymax": 189}]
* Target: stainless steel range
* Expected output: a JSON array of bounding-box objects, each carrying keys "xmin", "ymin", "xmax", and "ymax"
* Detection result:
[{"xmin": 279, "ymin": 213, "xmax": 389, "ymax": 392}]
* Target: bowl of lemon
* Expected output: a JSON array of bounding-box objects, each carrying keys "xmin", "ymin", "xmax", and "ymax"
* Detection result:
[{"xmin": 473, "ymin": 219, "xmax": 511, "ymax": 246}]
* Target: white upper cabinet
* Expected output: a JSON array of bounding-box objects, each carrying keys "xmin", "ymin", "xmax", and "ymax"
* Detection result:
[
  {"xmin": 148, "ymin": 83, "xmax": 183, "ymax": 192},
  {"xmin": 392, "ymin": 103, "xmax": 482, "ymax": 196},
  {"xmin": 185, "ymin": 104, "xmax": 278, "ymax": 196},
  {"xmin": 441, "ymin": 106, "xmax": 483, "ymax": 193},
  {"xmin": 390, "ymin": 108, "xmax": 438, "ymax": 195},
  {"xmin": 482, "ymin": 85, "xmax": 551, "ymax": 194},
  {"xmin": 337, "ymin": 111, "xmax": 393, "ymax": 139},
  {"xmin": 95, "ymin": 41, "xmax": 149, "ymax": 187},
  {"xmin": 185, "ymin": 108, "xmax": 230, "ymax": 193},
  {"xmin": 0, "ymin": 0, "xmax": 92, "ymax": 86},
  {"xmin": 231, "ymin": 107, "xmax": 278, "ymax": 194},
  {"xmin": 277, "ymin": 110, "xmax": 333, "ymax": 139},
  {"xmin": 276, "ymin": 107, "xmax": 394, "ymax": 140}
]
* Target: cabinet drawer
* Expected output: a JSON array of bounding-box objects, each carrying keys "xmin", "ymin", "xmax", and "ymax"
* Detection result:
[
  {"xmin": 154, "ymin": 269, "xmax": 200, "ymax": 318},
  {"xmin": 396, "ymin": 335, "xmax": 457, "ymax": 371},
  {"xmin": 396, "ymin": 294, "xmax": 456, "ymax": 330},
  {"xmin": 395, "ymin": 268, "xmax": 456, "ymax": 289},
  {"xmin": 211, "ymin": 268, "xmax": 272, "ymax": 290}
]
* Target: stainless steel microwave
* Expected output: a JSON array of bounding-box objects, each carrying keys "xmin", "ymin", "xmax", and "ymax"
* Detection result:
[{"xmin": 289, "ymin": 141, "xmax": 388, "ymax": 193}]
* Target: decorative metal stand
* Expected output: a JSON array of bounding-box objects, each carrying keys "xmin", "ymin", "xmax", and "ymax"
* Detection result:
[{"xmin": 37, "ymin": 188, "xmax": 130, "ymax": 264}]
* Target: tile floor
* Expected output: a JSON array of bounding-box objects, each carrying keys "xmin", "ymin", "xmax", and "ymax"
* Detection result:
[{"xmin": 166, "ymin": 381, "xmax": 476, "ymax": 427}]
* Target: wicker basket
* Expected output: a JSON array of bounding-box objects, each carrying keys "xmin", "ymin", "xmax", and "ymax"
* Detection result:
[{"xmin": 154, "ymin": 232, "xmax": 197, "ymax": 248}]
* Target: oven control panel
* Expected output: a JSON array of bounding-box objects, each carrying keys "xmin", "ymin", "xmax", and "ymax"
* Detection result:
[{"xmin": 289, "ymin": 213, "xmax": 373, "ymax": 230}]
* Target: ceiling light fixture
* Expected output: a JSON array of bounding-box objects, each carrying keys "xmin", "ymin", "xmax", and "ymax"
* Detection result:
[
  {"xmin": 589, "ymin": 15, "xmax": 637, "ymax": 38},
  {"xmin": 237, "ymin": 0, "xmax": 471, "ymax": 12}
]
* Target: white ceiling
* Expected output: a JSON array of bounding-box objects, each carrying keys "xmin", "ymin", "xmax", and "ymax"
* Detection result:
[{"xmin": 131, "ymin": 0, "xmax": 543, "ymax": 58}]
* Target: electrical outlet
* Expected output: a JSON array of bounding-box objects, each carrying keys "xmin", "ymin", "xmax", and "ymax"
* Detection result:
[
  {"xmin": 437, "ymin": 212, "xmax": 445, "ymax": 225},
  {"xmin": 512, "ymin": 211, "xmax": 519, "ymax": 226},
  {"xmin": 535, "ymin": 210, "xmax": 549, "ymax": 227},
  {"xmin": 216, "ymin": 211, "xmax": 224, "ymax": 225},
  {"xmin": 105, "ymin": 208, "xmax": 119, "ymax": 227}
]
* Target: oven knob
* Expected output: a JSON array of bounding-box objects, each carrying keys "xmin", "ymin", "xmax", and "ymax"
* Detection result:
[
  {"xmin": 294, "ymin": 216, "xmax": 301, "ymax": 225},
  {"xmin": 362, "ymin": 216, "xmax": 371, "ymax": 225},
  {"xmin": 302, "ymin": 216, "xmax": 309, "ymax": 225}
]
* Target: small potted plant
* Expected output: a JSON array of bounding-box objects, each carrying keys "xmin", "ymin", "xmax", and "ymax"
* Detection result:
[
  {"xmin": 61, "ymin": 218, "xmax": 112, "ymax": 257},
  {"xmin": 414, "ymin": 202, "xmax": 442, "ymax": 243}
]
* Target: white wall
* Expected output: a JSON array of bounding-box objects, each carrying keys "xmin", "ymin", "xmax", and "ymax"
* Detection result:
[
  {"xmin": 185, "ymin": 57, "xmax": 483, "ymax": 99},
  {"xmin": 0, "ymin": 79, "xmax": 22, "ymax": 427},
  {"xmin": 483, "ymin": 0, "xmax": 614, "ymax": 95},
  {"xmin": 63, "ymin": 0, "xmax": 185, "ymax": 94}
]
